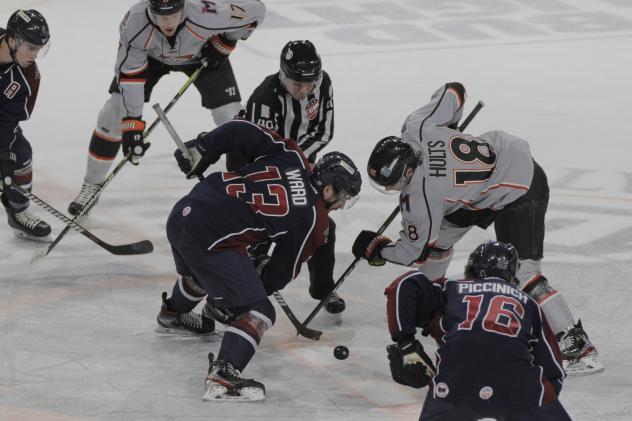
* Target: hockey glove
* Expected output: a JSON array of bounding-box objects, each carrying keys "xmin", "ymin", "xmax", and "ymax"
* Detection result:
[
  {"xmin": 252, "ymin": 254, "xmax": 271, "ymax": 277},
  {"xmin": 387, "ymin": 339, "xmax": 436, "ymax": 389},
  {"xmin": 352, "ymin": 230, "xmax": 391, "ymax": 266},
  {"xmin": 121, "ymin": 117, "xmax": 150, "ymax": 165},
  {"xmin": 0, "ymin": 150, "xmax": 17, "ymax": 188},
  {"xmin": 201, "ymin": 34, "xmax": 237, "ymax": 69},
  {"xmin": 174, "ymin": 133, "xmax": 219, "ymax": 179}
]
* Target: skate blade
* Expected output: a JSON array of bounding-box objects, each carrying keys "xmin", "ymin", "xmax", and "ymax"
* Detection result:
[
  {"xmin": 564, "ymin": 353, "xmax": 605, "ymax": 376},
  {"xmin": 203, "ymin": 387, "xmax": 265, "ymax": 402},
  {"xmin": 154, "ymin": 325, "xmax": 219, "ymax": 337},
  {"xmin": 13, "ymin": 230, "xmax": 52, "ymax": 243}
]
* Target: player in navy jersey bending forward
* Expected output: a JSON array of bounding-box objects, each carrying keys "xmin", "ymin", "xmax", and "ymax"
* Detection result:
[
  {"xmin": 385, "ymin": 241, "xmax": 571, "ymax": 420},
  {"xmin": 157, "ymin": 119, "xmax": 361, "ymax": 401}
]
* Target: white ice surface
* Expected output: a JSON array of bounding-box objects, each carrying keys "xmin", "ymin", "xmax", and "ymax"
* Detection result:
[{"xmin": 1, "ymin": 1, "xmax": 631, "ymax": 420}]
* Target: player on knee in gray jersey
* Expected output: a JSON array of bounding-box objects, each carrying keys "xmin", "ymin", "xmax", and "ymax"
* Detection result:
[
  {"xmin": 0, "ymin": 10, "xmax": 52, "ymax": 242},
  {"xmin": 353, "ymin": 82, "xmax": 603, "ymax": 376},
  {"xmin": 67, "ymin": 0, "xmax": 265, "ymax": 216}
]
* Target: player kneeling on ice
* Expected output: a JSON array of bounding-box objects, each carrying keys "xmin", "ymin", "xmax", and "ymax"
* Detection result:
[
  {"xmin": 0, "ymin": 10, "xmax": 52, "ymax": 241},
  {"xmin": 353, "ymin": 82, "xmax": 602, "ymax": 375},
  {"xmin": 157, "ymin": 119, "xmax": 361, "ymax": 401},
  {"xmin": 386, "ymin": 241, "xmax": 571, "ymax": 420}
]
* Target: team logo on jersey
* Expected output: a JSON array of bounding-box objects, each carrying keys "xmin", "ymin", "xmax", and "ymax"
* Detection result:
[
  {"xmin": 182, "ymin": 206, "xmax": 191, "ymax": 216},
  {"xmin": 305, "ymin": 98, "xmax": 320, "ymax": 120},
  {"xmin": 435, "ymin": 382, "xmax": 449, "ymax": 398},
  {"xmin": 479, "ymin": 386, "xmax": 494, "ymax": 400},
  {"xmin": 4, "ymin": 81, "xmax": 21, "ymax": 99}
]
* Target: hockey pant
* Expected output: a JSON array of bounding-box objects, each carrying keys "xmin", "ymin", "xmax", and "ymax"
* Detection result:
[
  {"xmin": 1, "ymin": 131, "xmax": 33, "ymax": 212},
  {"xmin": 166, "ymin": 216, "xmax": 275, "ymax": 372}
]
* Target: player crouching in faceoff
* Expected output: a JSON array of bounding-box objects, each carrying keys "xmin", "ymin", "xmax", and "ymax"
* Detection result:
[
  {"xmin": 0, "ymin": 10, "xmax": 52, "ymax": 241},
  {"xmin": 386, "ymin": 241, "xmax": 571, "ymax": 420},
  {"xmin": 156, "ymin": 119, "xmax": 361, "ymax": 401},
  {"xmin": 353, "ymin": 83, "xmax": 602, "ymax": 375}
]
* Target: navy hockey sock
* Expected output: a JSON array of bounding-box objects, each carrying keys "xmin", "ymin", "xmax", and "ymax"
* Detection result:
[{"xmin": 167, "ymin": 275, "xmax": 207, "ymax": 313}]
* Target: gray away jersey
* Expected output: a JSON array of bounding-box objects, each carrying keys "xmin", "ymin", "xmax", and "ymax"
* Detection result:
[
  {"xmin": 380, "ymin": 83, "xmax": 535, "ymax": 266},
  {"xmin": 115, "ymin": 0, "xmax": 265, "ymax": 117}
]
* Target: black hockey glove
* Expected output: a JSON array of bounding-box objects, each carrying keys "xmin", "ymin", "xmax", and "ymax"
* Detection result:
[
  {"xmin": 352, "ymin": 230, "xmax": 390, "ymax": 266},
  {"xmin": 387, "ymin": 339, "xmax": 436, "ymax": 389},
  {"xmin": 121, "ymin": 117, "xmax": 150, "ymax": 165},
  {"xmin": 252, "ymin": 254, "xmax": 271, "ymax": 277},
  {"xmin": 0, "ymin": 150, "xmax": 17, "ymax": 188},
  {"xmin": 201, "ymin": 34, "xmax": 237, "ymax": 69},
  {"xmin": 174, "ymin": 133, "xmax": 220, "ymax": 179}
]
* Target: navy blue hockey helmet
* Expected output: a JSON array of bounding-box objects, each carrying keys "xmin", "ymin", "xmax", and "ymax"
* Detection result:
[
  {"xmin": 149, "ymin": 0, "xmax": 185, "ymax": 15},
  {"xmin": 7, "ymin": 10, "xmax": 50, "ymax": 46},
  {"xmin": 367, "ymin": 136, "xmax": 418, "ymax": 194},
  {"xmin": 280, "ymin": 40, "xmax": 322, "ymax": 82},
  {"xmin": 464, "ymin": 241, "xmax": 519, "ymax": 286},
  {"xmin": 311, "ymin": 152, "xmax": 362, "ymax": 207}
]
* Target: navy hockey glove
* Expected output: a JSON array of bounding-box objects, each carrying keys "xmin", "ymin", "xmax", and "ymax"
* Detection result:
[
  {"xmin": 387, "ymin": 339, "xmax": 436, "ymax": 389},
  {"xmin": 121, "ymin": 117, "xmax": 150, "ymax": 165},
  {"xmin": 0, "ymin": 150, "xmax": 17, "ymax": 188},
  {"xmin": 201, "ymin": 34, "xmax": 237, "ymax": 69},
  {"xmin": 352, "ymin": 230, "xmax": 390, "ymax": 266},
  {"xmin": 252, "ymin": 254, "xmax": 271, "ymax": 277},
  {"xmin": 174, "ymin": 133, "xmax": 219, "ymax": 179}
]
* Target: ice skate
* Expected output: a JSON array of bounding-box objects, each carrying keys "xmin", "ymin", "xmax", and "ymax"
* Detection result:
[
  {"xmin": 324, "ymin": 291, "xmax": 346, "ymax": 314},
  {"xmin": 156, "ymin": 292, "xmax": 215, "ymax": 335},
  {"xmin": 5, "ymin": 206, "xmax": 51, "ymax": 242},
  {"xmin": 558, "ymin": 320, "xmax": 604, "ymax": 376},
  {"xmin": 68, "ymin": 180, "xmax": 102, "ymax": 216},
  {"xmin": 203, "ymin": 353, "xmax": 265, "ymax": 402}
]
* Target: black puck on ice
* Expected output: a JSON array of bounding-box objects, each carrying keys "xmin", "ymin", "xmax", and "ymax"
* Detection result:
[{"xmin": 334, "ymin": 345, "xmax": 349, "ymax": 360}]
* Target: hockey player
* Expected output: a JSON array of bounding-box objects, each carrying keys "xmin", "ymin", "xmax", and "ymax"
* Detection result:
[
  {"xmin": 385, "ymin": 241, "xmax": 571, "ymax": 420},
  {"xmin": 0, "ymin": 10, "xmax": 51, "ymax": 241},
  {"xmin": 158, "ymin": 119, "xmax": 361, "ymax": 401},
  {"xmin": 352, "ymin": 82, "xmax": 602, "ymax": 375},
  {"xmin": 230, "ymin": 40, "xmax": 343, "ymax": 314},
  {"xmin": 67, "ymin": 0, "xmax": 265, "ymax": 215}
]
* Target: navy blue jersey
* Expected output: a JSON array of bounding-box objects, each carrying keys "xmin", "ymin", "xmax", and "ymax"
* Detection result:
[
  {"xmin": 385, "ymin": 271, "xmax": 564, "ymax": 410},
  {"xmin": 0, "ymin": 29, "xmax": 41, "ymax": 151},
  {"xmin": 172, "ymin": 119, "xmax": 330, "ymax": 292}
]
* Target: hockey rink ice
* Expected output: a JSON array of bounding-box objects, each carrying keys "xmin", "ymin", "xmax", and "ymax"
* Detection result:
[{"xmin": 1, "ymin": 0, "xmax": 631, "ymax": 419}]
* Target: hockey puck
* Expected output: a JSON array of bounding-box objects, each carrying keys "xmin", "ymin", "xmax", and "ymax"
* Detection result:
[{"xmin": 333, "ymin": 345, "xmax": 349, "ymax": 360}]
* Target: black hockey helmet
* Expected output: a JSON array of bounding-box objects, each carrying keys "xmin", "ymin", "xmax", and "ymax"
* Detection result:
[
  {"xmin": 280, "ymin": 40, "xmax": 322, "ymax": 82},
  {"xmin": 6, "ymin": 9, "xmax": 50, "ymax": 47},
  {"xmin": 311, "ymin": 152, "xmax": 362, "ymax": 208},
  {"xmin": 464, "ymin": 240, "xmax": 519, "ymax": 286},
  {"xmin": 149, "ymin": 0, "xmax": 185, "ymax": 15},
  {"xmin": 367, "ymin": 136, "xmax": 418, "ymax": 194}
]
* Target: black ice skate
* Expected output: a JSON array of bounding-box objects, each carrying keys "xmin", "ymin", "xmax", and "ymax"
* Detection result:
[
  {"xmin": 5, "ymin": 206, "xmax": 51, "ymax": 242},
  {"xmin": 156, "ymin": 292, "xmax": 215, "ymax": 335},
  {"xmin": 557, "ymin": 319, "xmax": 604, "ymax": 376},
  {"xmin": 324, "ymin": 291, "xmax": 346, "ymax": 314},
  {"xmin": 68, "ymin": 180, "xmax": 102, "ymax": 216},
  {"xmin": 203, "ymin": 353, "xmax": 265, "ymax": 402}
]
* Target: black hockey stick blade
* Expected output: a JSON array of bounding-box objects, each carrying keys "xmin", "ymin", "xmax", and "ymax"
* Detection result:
[
  {"xmin": 272, "ymin": 292, "xmax": 322, "ymax": 340},
  {"xmin": 106, "ymin": 239, "xmax": 154, "ymax": 255}
]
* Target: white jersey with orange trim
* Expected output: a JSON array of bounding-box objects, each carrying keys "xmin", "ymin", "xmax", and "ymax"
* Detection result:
[
  {"xmin": 115, "ymin": 0, "xmax": 265, "ymax": 117},
  {"xmin": 379, "ymin": 82, "xmax": 534, "ymax": 266}
]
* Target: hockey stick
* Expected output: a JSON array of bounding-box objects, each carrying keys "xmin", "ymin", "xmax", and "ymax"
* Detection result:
[
  {"xmin": 35, "ymin": 63, "xmax": 206, "ymax": 261},
  {"xmin": 300, "ymin": 100, "xmax": 486, "ymax": 330},
  {"xmin": 152, "ymin": 103, "xmax": 204, "ymax": 181},
  {"xmin": 17, "ymin": 186, "xmax": 153, "ymax": 255},
  {"xmin": 154, "ymin": 108, "xmax": 323, "ymax": 340},
  {"xmin": 273, "ymin": 292, "xmax": 323, "ymax": 340}
]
